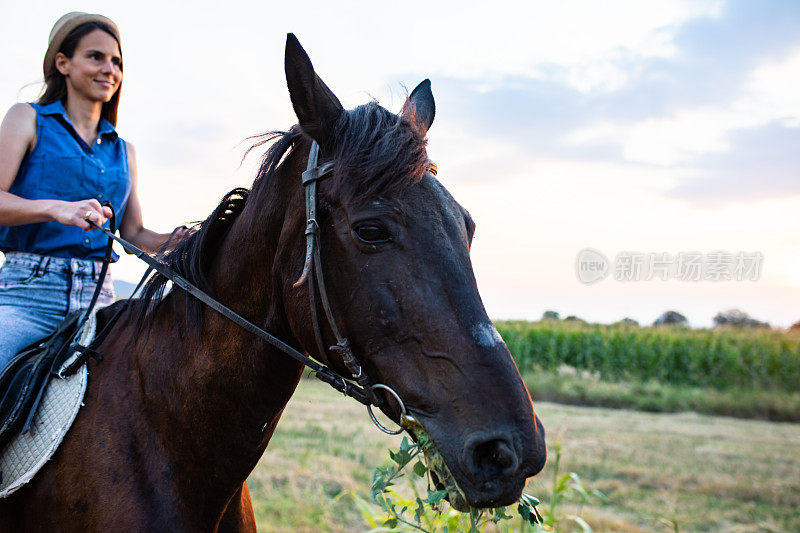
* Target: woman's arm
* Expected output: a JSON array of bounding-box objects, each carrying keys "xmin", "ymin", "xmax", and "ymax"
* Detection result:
[
  {"xmin": 0, "ymin": 104, "xmax": 111, "ymax": 229},
  {"xmin": 118, "ymin": 142, "xmax": 186, "ymax": 254}
]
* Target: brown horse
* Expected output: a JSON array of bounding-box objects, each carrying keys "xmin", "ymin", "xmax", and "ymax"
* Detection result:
[{"xmin": 0, "ymin": 35, "xmax": 546, "ymax": 531}]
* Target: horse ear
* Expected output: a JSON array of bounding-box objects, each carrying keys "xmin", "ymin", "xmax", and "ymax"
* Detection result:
[
  {"xmin": 284, "ymin": 33, "xmax": 344, "ymax": 146},
  {"xmin": 401, "ymin": 79, "xmax": 435, "ymax": 135}
]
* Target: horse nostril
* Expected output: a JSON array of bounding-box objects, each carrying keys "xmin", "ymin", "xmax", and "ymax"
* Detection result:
[{"xmin": 468, "ymin": 438, "xmax": 519, "ymax": 481}]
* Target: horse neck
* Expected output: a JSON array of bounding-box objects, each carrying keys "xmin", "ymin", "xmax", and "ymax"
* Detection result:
[
  {"xmin": 202, "ymin": 142, "xmax": 310, "ymax": 414},
  {"xmin": 210, "ymin": 148, "xmax": 306, "ymax": 331},
  {"xmin": 135, "ymin": 144, "xmax": 309, "ymax": 495}
]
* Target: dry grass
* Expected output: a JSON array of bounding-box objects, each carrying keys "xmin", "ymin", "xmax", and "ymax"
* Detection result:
[
  {"xmin": 246, "ymin": 377, "xmax": 397, "ymax": 532},
  {"xmin": 247, "ymin": 377, "xmax": 800, "ymax": 532},
  {"xmin": 530, "ymin": 404, "xmax": 800, "ymax": 532}
]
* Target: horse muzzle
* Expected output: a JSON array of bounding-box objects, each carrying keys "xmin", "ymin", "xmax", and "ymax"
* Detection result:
[{"xmin": 405, "ymin": 412, "xmax": 547, "ymax": 510}]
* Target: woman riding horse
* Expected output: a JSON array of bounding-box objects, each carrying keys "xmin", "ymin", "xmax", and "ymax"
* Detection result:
[
  {"xmin": 0, "ymin": 12, "xmax": 184, "ymax": 370},
  {"xmin": 0, "ymin": 33, "xmax": 547, "ymax": 531}
]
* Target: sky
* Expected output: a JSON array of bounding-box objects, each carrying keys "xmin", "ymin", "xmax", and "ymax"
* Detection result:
[{"xmin": 1, "ymin": 1, "xmax": 798, "ymax": 328}]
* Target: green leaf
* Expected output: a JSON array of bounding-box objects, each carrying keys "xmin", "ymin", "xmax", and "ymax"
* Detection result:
[
  {"xmin": 375, "ymin": 494, "xmax": 391, "ymax": 512},
  {"xmin": 424, "ymin": 489, "xmax": 448, "ymax": 505},
  {"xmin": 491, "ymin": 506, "xmax": 513, "ymax": 522},
  {"xmin": 383, "ymin": 517, "xmax": 399, "ymax": 529},
  {"xmin": 414, "ymin": 497, "xmax": 424, "ymax": 524},
  {"xmin": 571, "ymin": 484, "xmax": 591, "ymax": 501},
  {"xmin": 390, "ymin": 446, "xmax": 415, "ymax": 469},
  {"xmin": 555, "ymin": 472, "xmax": 571, "ymax": 493},
  {"xmin": 520, "ymin": 493, "xmax": 541, "ymax": 507},
  {"xmin": 533, "ymin": 505, "xmax": 546, "ymax": 526},
  {"xmin": 518, "ymin": 501, "xmax": 534, "ymax": 524},
  {"xmin": 413, "ymin": 460, "xmax": 427, "ymax": 477},
  {"xmin": 417, "ymin": 432, "xmax": 431, "ymax": 448}
]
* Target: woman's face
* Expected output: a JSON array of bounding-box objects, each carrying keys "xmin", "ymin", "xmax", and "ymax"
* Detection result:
[{"xmin": 56, "ymin": 29, "xmax": 122, "ymax": 104}]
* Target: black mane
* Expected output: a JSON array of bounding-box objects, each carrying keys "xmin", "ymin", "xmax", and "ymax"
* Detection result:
[{"xmin": 132, "ymin": 101, "xmax": 429, "ymax": 332}]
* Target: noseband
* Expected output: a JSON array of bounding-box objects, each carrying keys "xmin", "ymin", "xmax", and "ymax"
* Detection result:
[{"xmin": 81, "ymin": 141, "xmax": 408, "ymax": 435}]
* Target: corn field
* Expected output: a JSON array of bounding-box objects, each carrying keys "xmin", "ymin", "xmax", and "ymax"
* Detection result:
[{"xmin": 497, "ymin": 320, "xmax": 800, "ymax": 392}]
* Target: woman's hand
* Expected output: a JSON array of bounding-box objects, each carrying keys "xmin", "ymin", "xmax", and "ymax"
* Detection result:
[
  {"xmin": 172, "ymin": 225, "xmax": 194, "ymax": 242},
  {"xmin": 51, "ymin": 199, "xmax": 114, "ymax": 230},
  {"xmin": 156, "ymin": 225, "xmax": 194, "ymax": 254}
]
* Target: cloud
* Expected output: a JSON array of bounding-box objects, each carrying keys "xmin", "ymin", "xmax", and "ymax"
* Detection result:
[
  {"xmin": 667, "ymin": 121, "xmax": 800, "ymax": 202},
  {"xmin": 423, "ymin": 1, "xmax": 800, "ymax": 205},
  {"xmin": 567, "ymin": 43, "xmax": 800, "ymax": 167}
]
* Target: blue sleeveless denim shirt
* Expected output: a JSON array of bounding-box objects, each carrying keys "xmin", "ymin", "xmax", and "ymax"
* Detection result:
[{"xmin": 0, "ymin": 100, "xmax": 130, "ymax": 260}]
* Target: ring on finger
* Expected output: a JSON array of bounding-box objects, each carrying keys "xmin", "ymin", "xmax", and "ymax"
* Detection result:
[{"xmin": 85, "ymin": 211, "xmax": 93, "ymax": 220}]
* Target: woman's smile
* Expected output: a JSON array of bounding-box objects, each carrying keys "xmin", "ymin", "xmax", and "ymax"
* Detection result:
[{"xmin": 59, "ymin": 29, "xmax": 122, "ymax": 103}]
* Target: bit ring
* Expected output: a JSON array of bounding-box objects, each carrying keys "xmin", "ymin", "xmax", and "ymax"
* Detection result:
[{"xmin": 367, "ymin": 384, "xmax": 406, "ymax": 435}]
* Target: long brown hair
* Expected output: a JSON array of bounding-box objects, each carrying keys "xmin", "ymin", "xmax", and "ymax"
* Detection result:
[{"xmin": 38, "ymin": 21, "xmax": 122, "ymax": 126}]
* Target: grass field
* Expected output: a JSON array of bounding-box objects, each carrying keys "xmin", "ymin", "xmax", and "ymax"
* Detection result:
[
  {"xmin": 246, "ymin": 377, "xmax": 800, "ymax": 532},
  {"xmin": 497, "ymin": 321, "xmax": 800, "ymax": 421},
  {"xmin": 497, "ymin": 321, "xmax": 800, "ymax": 392},
  {"xmin": 524, "ymin": 370, "xmax": 800, "ymax": 422}
]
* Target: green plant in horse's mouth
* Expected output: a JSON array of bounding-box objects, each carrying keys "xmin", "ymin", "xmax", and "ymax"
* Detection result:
[
  {"xmin": 399, "ymin": 414, "xmax": 472, "ymax": 512},
  {"xmin": 357, "ymin": 421, "xmax": 605, "ymax": 532},
  {"xmin": 360, "ymin": 414, "xmax": 544, "ymax": 532}
]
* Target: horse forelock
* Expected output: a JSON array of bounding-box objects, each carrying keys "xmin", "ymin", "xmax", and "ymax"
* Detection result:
[{"xmin": 327, "ymin": 101, "xmax": 430, "ymax": 206}]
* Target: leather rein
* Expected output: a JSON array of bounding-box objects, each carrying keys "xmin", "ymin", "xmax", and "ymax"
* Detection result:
[{"xmin": 85, "ymin": 141, "xmax": 406, "ymax": 434}]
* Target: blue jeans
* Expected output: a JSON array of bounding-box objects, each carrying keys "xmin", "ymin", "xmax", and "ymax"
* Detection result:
[{"xmin": 0, "ymin": 252, "xmax": 114, "ymax": 371}]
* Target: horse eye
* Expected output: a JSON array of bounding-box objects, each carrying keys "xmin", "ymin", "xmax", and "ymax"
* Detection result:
[{"xmin": 354, "ymin": 223, "xmax": 391, "ymax": 244}]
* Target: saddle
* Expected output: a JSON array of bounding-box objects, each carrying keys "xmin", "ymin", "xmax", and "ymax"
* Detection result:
[
  {"xmin": 0, "ymin": 309, "xmax": 99, "ymax": 452},
  {"xmin": 0, "ymin": 204, "xmax": 117, "ymax": 455}
]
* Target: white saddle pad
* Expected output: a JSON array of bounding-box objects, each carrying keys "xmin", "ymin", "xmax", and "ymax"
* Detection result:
[{"xmin": 0, "ymin": 311, "xmax": 97, "ymax": 497}]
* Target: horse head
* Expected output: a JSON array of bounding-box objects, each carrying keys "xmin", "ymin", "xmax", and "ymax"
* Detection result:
[{"xmin": 278, "ymin": 34, "xmax": 546, "ymax": 509}]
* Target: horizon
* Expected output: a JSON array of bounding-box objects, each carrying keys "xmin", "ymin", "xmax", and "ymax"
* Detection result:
[{"xmin": 108, "ymin": 278, "xmax": 794, "ymax": 330}]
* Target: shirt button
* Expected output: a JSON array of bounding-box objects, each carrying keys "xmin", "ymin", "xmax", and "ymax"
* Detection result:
[
  {"xmin": 98, "ymin": 193, "xmax": 104, "ymax": 199},
  {"xmin": 96, "ymin": 138, "xmax": 102, "ymax": 145},
  {"xmin": 100, "ymin": 169, "xmax": 105, "ymax": 174},
  {"xmin": 83, "ymin": 238, "xmax": 90, "ymax": 245}
]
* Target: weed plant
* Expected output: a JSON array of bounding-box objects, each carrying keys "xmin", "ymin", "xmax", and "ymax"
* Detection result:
[{"xmin": 356, "ymin": 438, "xmax": 603, "ymax": 532}]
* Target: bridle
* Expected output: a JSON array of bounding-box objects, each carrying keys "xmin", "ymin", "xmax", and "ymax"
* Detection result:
[
  {"xmin": 294, "ymin": 141, "xmax": 403, "ymax": 431},
  {"xmin": 81, "ymin": 140, "xmax": 408, "ymax": 434}
]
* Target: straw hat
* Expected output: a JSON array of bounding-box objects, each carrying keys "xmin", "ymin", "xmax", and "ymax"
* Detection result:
[{"xmin": 43, "ymin": 12, "xmax": 120, "ymax": 77}]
